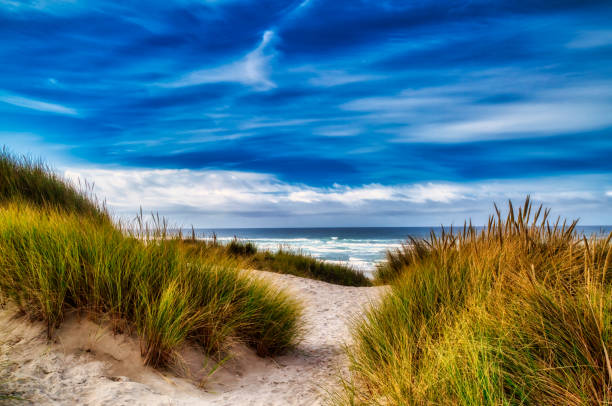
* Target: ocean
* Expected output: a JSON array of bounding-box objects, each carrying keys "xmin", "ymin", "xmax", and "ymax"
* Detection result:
[{"xmin": 188, "ymin": 226, "xmax": 612, "ymax": 277}]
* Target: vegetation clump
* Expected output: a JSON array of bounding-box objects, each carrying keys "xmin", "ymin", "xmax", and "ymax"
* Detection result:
[
  {"xmin": 251, "ymin": 248, "xmax": 371, "ymax": 287},
  {"xmin": 181, "ymin": 238, "xmax": 371, "ymax": 287},
  {"xmin": 0, "ymin": 149, "xmax": 107, "ymax": 222},
  {"xmin": 0, "ymin": 152, "xmax": 302, "ymax": 368},
  {"xmin": 337, "ymin": 197, "xmax": 611, "ymax": 405},
  {"xmin": 227, "ymin": 238, "xmax": 258, "ymax": 256}
]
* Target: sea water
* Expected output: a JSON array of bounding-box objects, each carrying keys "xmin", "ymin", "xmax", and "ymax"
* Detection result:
[{"xmin": 188, "ymin": 226, "xmax": 611, "ymax": 277}]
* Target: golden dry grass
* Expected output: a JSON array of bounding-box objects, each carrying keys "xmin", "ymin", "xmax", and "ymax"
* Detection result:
[
  {"xmin": 336, "ymin": 197, "xmax": 611, "ymax": 405},
  {"xmin": 0, "ymin": 151, "xmax": 303, "ymax": 368},
  {"xmin": 181, "ymin": 237, "xmax": 371, "ymax": 286}
]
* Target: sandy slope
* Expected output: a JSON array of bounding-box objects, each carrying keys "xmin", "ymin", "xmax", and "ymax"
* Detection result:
[{"xmin": 0, "ymin": 271, "xmax": 385, "ymax": 406}]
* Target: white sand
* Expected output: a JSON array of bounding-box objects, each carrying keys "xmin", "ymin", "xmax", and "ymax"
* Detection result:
[{"xmin": 0, "ymin": 271, "xmax": 385, "ymax": 406}]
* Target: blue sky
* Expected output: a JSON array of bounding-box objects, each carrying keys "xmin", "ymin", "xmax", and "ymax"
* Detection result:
[{"xmin": 1, "ymin": 0, "xmax": 611, "ymax": 227}]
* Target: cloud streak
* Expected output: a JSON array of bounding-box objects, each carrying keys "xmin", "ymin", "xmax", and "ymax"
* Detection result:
[
  {"xmin": 64, "ymin": 167, "xmax": 612, "ymax": 227},
  {"xmin": 160, "ymin": 30, "xmax": 277, "ymax": 90},
  {"xmin": 567, "ymin": 30, "xmax": 612, "ymax": 49},
  {"xmin": 406, "ymin": 101, "xmax": 612, "ymax": 142},
  {"xmin": 0, "ymin": 93, "xmax": 78, "ymax": 116},
  {"xmin": 343, "ymin": 82, "xmax": 612, "ymax": 142}
]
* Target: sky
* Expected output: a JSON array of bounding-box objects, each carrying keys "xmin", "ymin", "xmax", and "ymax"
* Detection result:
[{"xmin": 1, "ymin": 0, "xmax": 611, "ymax": 227}]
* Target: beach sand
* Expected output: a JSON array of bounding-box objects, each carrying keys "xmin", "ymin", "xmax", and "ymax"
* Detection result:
[{"xmin": 0, "ymin": 271, "xmax": 385, "ymax": 405}]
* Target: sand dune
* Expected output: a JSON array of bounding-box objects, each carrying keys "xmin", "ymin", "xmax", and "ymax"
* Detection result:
[{"xmin": 0, "ymin": 271, "xmax": 385, "ymax": 406}]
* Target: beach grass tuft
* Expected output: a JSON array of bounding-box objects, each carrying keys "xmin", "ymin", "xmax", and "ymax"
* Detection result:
[
  {"xmin": 251, "ymin": 248, "xmax": 372, "ymax": 287},
  {"xmin": 0, "ymin": 204, "xmax": 303, "ymax": 366},
  {"xmin": 0, "ymin": 152, "xmax": 303, "ymax": 369},
  {"xmin": 181, "ymin": 238, "xmax": 371, "ymax": 287},
  {"xmin": 0, "ymin": 148, "xmax": 108, "ymax": 222},
  {"xmin": 337, "ymin": 197, "xmax": 611, "ymax": 405}
]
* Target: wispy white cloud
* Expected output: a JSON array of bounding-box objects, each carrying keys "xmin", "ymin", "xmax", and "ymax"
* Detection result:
[
  {"xmin": 64, "ymin": 167, "xmax": 474, "ymax": 218},
  {"xmin": 341, "ymin": 94, "xmax": 459, "ymax": 112},
  {"xmin": 567, "ymin": 30, "xmax": 612, "ymax": 49},
  {"xmin": 309, "ymin": 70, "xmax": 382, "ymax": 87},
  {"xmin": 314, "ymin": 125, "xmax": 361, "ymax": 137},
  {"xmin": 406, "ymin": 102, "xmax": 612, "ymax": 142},
  {"xmin": 63, "ymin": 168, "xmax": 612, "ymax": 227},
  {"xmin": 297, "ymin": 0, "xmax": 313, "ymax": 9},
  {"xmin": 286, "ymin": 183, "xmax": 465, "ymax": 205},
  {"xmin": 239, "ymin": 118, "xmax": 320, "ymax": 130},
  {"xmin": 0, "ymin": 93, "xmax": 78, "ymax": 116},
  {"xmin": 176, "ymin": 132, "xmax": 255, "ymax": 144},
  {"xmin": 0, "ymin": 0, "xmax": 78, "ymax": 13},
  {"xmin": 64, "ymin": 168, "xmax": 289, "ymax": 212},
  {"xmin": 342, "ymin": 81, "xmax": 612, "ymax": 142},
  {"xmin": 160, "ymin": 30, "xmax": 277, "ymax": 90}
]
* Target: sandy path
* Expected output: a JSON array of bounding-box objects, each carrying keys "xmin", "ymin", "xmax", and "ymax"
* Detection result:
[{"xmin": 0, "ymin": 272, "xmax": 385, "ymax": 406}]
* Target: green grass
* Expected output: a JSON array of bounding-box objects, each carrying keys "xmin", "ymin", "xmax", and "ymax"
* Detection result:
[
  {"xmin": 0, "ymin": 148, "xmax": 108, "ymax": 222},
  {"xmin": 180, "ymin": 238, "xmax": 371, "ymax": 287},
  {"xmin": 0, "ymin": 152, "xmax": 303, "ymax": 369},
  {"xmin": 0, "ymin": 203, "xmax": 302, "ymax": 366},
  {"xmin": 336, "ymin": 197, "xmax": 611, "ymax": 405},
  {"xmin": 251, "ymin": 249, "xmax": 371, "ymax": 286}
]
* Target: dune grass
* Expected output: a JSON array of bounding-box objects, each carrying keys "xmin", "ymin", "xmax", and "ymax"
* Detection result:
[
  {"xmin": 0, "ymin": 203, "xmax": 302, "ymax": 365},
  {"xmin": 0, "ymin": 149, "xmax": 108, "ymax": 222},
  {"xmin": 0, "ymin": 203, "xmax": 303, "ymax": 365},
  {"xmin": 336, "ymin": 198, "xmax": 611, "ymax": 405},
  {"xmin": 251, "ymin": 249, "xmax": 372, "ymax": 287},
  {"xmin": 0, "ymin": 152, "xmax": 303, "ymax": 368},
  {"xmin": 180, "ymin": 238, "xmax": 371, "ymax": 287}
]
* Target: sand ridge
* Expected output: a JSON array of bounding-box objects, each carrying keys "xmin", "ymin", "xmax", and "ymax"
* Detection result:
[{"xmin": 0, "ymin": 271, "xmax": 385, "ymax": 405}]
